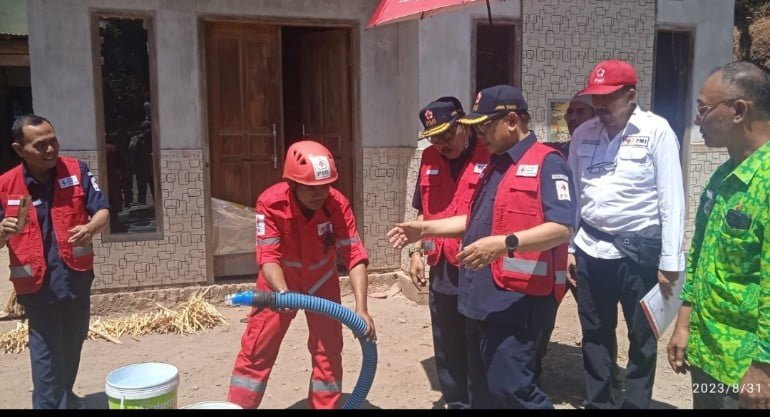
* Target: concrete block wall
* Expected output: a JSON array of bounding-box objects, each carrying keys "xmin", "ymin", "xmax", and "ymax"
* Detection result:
[
  {"xmin": 683, "ymin": 144, "xmax": 728, "ymax": 243},
  {"xmin": 522, "ymin": 0, "xmax": 656, "ymax": 141},
  {"xmin": 362, "ymin": 147, "xmax": 420, "ymax": 271},
  {"xmin": 62, "ymin": 150, "xmax": 207, "ymax": 291}
]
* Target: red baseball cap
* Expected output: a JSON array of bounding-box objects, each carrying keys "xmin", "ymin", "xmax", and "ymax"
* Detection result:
[{"xmin": 578, "ymin": 60, "xmax": 638, "ymax": 95}]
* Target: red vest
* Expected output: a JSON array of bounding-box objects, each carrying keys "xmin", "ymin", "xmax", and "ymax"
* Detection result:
[
  {"xmin": 489, "ymin": 142, "xmax": 568, "ymax": 302},
  {"xmin": 255, "ymin": 182, "xmax": 368, "ymax": 295},
  {"xmin": 0, "ymin": 157, "xmax": 94, "ymax": 295},
  {"xmin": 419, "ymin": 140, "xmax": 490, "ymax": 266}
]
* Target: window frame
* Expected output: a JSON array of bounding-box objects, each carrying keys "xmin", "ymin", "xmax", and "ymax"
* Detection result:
[{"xmin": 90, "ymin": 10, "xmax": 163, "ymax": 242}]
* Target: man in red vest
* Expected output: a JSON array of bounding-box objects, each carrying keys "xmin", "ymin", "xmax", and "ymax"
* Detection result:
[
  {"xmin": 389, "ymin": 85, "xmax": 577, "ymax": 408},
  {"xmin": 0, "ymin": 115, "xmax": 110, "ymax": 409},
  {"xmin": 409, "ymin": 96, "xmax": 489, "ymax": 409},
  {"xmin": 227, "ymin": 140, "xmax": 376, "ymax": 409}
]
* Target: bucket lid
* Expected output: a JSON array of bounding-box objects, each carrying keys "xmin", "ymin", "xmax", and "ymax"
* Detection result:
[
  {"xmin": 105, "ymin": 362, "xmax": 179, "ymax": 390},
  {"xmin": 181, "ymin": 401, "xmax": 243, "ymax": 409}
]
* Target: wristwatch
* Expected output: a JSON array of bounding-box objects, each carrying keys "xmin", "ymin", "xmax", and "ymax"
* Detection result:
[
  {"xmin": 408, "ymin": 246, "xmax": 424, "ymax": 257},
  {"xmin": 505, "ymin": 234, "xmax": 519, "ymax": 257}
]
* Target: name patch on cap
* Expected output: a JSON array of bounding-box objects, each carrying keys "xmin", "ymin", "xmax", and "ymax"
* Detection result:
[
  {"xmin": 622, "ymin": 135, "xmax": 649, "ymax": 147},
  {"xmin": 58, "ymin": 175, "xmax": 79, "ymax": 189},
  {"xmin": 308, "ymin": 155, "xmax": 331, "ymax": 180},
  {"xmin": 473, "ymin": 163, "xmax": 487, "ymax": 174},
  {"xmin": 516, "ymin": 164, "xmax": 539, "ymax": 177}
]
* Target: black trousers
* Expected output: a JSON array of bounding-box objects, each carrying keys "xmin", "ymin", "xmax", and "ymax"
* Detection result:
[
  {"xmin": 428, "ymin": 287, "xmax": 469, "ymax": 409},
  {"xmin": 26, "ymin": 295, "xmax": 91, "ymax": 409},
  {"xmin": 575, "ymin": 248, "xmax": 658, "ymax": 409},
  {"xmin": 465, "ymin": 296, "xmax": 556, "ymax": 409}
]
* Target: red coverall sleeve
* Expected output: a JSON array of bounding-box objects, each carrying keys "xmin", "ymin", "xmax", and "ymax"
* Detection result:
[
  {"xmin": 255, "ymin": 198, "xmax": 282, "ymax": 266},
  {"xmin": 332, "ymin": 193, "xmax": 369, "ymax": 270}
]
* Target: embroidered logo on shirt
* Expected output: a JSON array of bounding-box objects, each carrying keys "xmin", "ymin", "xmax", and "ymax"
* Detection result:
[
  {"xmin": 57, "ymin": 175, "xmax": 79, "ymax": 189},
  {"xmin": 516, "ymin": 164, "xmax": 539, "ymax": 177},
  {"xmin": 317, "ymin": 221, "xmax": 333, "ymax": 237},
  {"xmin": 308, "ymin": 155, "xmax": 332, "ymax": 181},
  {"xmin": 473, "ymin": 163, "xmax": 487, "ymax": 174},
  {"xmin": 621, "ymin": 135, "xmax": 650, "ymax": 147},
  {"xmin": 256, "ymin": 214, "xmax": 266, "ymax": 236},
  {"xmin": 426, "ymin": 168, "xmax": 439, "ymax": 176},
  {"xmin": 555, "ymin": 180, "xmax": 571, "ymax": 201}
]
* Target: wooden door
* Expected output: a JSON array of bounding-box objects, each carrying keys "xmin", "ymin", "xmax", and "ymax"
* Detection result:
[
  {"xmin": 298, "ymin": 29, "xmax": 354, "ymax": 203},
  {"xmin": 206, "ymin": 22, "xmax": 283, "ymax": 207}
]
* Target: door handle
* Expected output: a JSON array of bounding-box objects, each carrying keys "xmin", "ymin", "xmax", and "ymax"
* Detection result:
[
  {"xmin": 272, "ymin": 123, "xmax": 278, "ymax": 169},
  {"xmin": 301, "ymin": 124, "xmax": 306, "ymax": 137}
]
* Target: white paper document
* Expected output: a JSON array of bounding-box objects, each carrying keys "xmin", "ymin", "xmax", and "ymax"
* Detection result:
[{"xmin": 639, "ymin": 272, "xmax": 685, "ymax": 340}]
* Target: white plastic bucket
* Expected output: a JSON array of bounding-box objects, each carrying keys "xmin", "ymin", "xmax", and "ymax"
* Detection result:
[
  {"xmin": 181, "ymin": 401, "xmax": 243, "ymax": 409},
  {"xmin": 104, "ymin": 362, "xmax": 179, "ymax": 409}
]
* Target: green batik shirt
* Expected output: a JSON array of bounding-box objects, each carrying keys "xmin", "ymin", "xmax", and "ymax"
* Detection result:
[{"xmin": 681, "ymin": 141, "xmax": 770, "ymax": 385}]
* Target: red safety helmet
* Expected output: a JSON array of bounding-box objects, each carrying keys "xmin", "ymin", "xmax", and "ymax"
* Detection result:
[{"xmin": 283, "ymin": 140, "xmax": 339, "ymax": 186}]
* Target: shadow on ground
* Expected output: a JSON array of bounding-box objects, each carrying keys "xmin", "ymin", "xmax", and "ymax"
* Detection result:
[
  {"xmin": 82, "ymin": 391, "xmax": 109, "ymax": 409},
  {"xmin": 539, "ymin": 341, "xmax": 586, "ymax": 408},
  {"xmin": 286, "ymin": 393, "xmax": 380, "ymax": 409},
  {"xmin": 420, "ymin": 356, "xmax": 447, "ymax": 409},
  {"xmin": 540, "ymin": 341, "xmax": 679, "ymax": 409}
]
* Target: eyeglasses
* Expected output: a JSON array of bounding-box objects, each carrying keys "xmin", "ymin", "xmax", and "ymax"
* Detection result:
[
  {"xmin": 472, "ymin": 113, "xmax": 505, "ymax": 136},
  {"xmin": 586, "ymin": 160, "xmax": 617, "ymax": 174},
  {"xmin": 428, "ymin": 124, "xmax": 459, "ymax": 145},
  {"xmin": 695, "ymin": 98, "xmax": 737, "ymax": 122},
  {"xmin": 585, "ymin": 125, "xmax": 618, "ymax": 175}
]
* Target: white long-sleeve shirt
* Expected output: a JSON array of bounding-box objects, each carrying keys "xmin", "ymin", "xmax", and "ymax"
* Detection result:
[{"xmin": 567, "ymin": 105, "xmax": 685, "ymax": 272}]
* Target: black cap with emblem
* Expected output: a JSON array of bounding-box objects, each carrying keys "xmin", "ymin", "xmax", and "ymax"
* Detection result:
[
  {"xmin": 417, "ymin": 97, "xmax": 465, "ymax": 139},
  {"xmin": 459, "ymin": 85, "xmax": 529, "ymax": 125}
]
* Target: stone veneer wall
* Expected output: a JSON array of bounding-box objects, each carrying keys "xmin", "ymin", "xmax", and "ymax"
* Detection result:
[
  {"xmin": 400, "ymin": 148, "xmax": 425, "ymax": 273},
  {"xmin": 60, "ymin": 149, "xmax": 207, "ymax": 291},
  {"xmin": 684, "ymin": 144, "xmax": 728, "ymax": 244},
  {"xmin": 362, "ymin": 147, "xmax": 422, "ymax": 271},
  {"xmin": 522, "ymin": 0, "xmax": 655, "ymax": 141}
]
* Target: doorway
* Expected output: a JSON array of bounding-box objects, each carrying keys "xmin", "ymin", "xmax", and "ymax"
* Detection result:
[
  {"xmin": 652, "ymin": 28, "xmax": 693, "ymax": 152},
  {"xmin": 204, "ymin": 21, "xmax": 354, "ymax": 208},
  {"xmin": 474, "ymin": 21, "xmax": 521, "ymax": 94},
  {"xmin": 0, "ymin": 66, "xmax": 31, "ymax": 174}
]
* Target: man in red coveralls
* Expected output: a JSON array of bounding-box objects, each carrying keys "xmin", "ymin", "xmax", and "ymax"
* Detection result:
[{"xmin": 227, "ymin": 140, "xmax": 376, "ymax": 409}]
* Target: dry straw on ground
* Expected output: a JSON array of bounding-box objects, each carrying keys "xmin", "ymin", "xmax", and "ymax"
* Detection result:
[
  {"xmin": 1, "ymin": 289, "xmax": 25, "ymax": 320},
  {"xmin": 1, "ymin": 287, "xmax": 228, "ymax": 354}
]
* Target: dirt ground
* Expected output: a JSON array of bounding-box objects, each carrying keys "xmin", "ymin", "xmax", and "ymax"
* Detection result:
[{"xmin": 0, "ymin": 247, "xmax": 691, "ymax": 409}]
